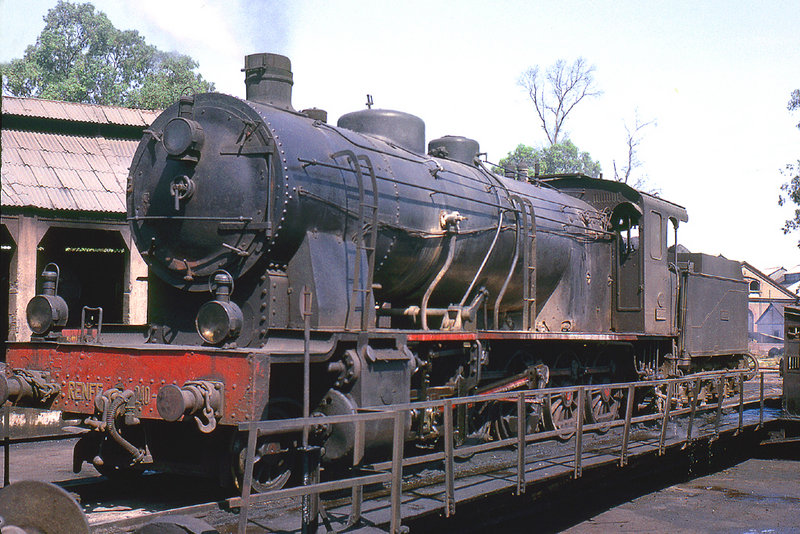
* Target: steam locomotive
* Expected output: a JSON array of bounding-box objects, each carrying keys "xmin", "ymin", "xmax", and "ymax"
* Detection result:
[{"xmin": 1, "ymin": 53, "xmax": 750, "ymax": 490}]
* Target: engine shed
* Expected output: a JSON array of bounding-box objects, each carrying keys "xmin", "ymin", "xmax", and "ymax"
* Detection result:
[{"xmin": 0, "ymin": 96, "xmax": 157, "ymax": 355}]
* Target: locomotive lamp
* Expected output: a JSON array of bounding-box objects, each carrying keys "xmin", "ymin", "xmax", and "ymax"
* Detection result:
[
  {"xmin": 26, "ymin": 264, "xmax": 68, "ymax": 337},
  {"xmin": 195, "ymin": 270, "xmax": 243, "ymax": 345},
  {"xmin": 162, "ymin": 95, "xmax": 204, "ymax": 161},
  {"xmin": 163, "ymin": 116, "xmax": 204, "ymax": 156}
]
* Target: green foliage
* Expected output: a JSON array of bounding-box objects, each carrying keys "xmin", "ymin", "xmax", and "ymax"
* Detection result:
[
  {"xmin": 779, "ymin": 89, "xmax": 800, "ymax": 247},
  {"xmin": 779, "ymin": 160, "xmax": 800, "ymax": 242},
  {"xmin": 497, "ymin": 140, "xmax": 602, "ymax": 179},
  {"xmin": 790, "ymin": 89, "xmax": 800, "ymax": 127},
  {"xmin": 1, "ymin": 1, "xmax": 214, "ymax": 109}
]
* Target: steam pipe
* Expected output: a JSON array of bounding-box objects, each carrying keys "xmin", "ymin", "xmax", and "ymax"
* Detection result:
[{"xmin": 421, "ymin": 234, "xmax": 457, "ymax": 330}]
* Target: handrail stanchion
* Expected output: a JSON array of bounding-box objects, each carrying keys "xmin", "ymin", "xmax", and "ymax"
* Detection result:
[
  {"xmin": 3, "ymin": 403, "xmax": 10, "ymax": 487},
  {"xmin": 299, "ymin": 287, "xmax": 318, "ymax": 533},
  {"xmin": 516, "ymin": 392, "xmax": 526, "ymax": 494},
  {"xmin": 620, "ymin": 384, "xmax": 635, "ymax": 467},
  {"xmin": 237, "ymin": 423, "xmax": 258, "ymax": 534},
  {"xmin": 347, "ymin": 419, "xmax": 365, "ymax": 528},
  {"xmin": 758, "ymin": 372, "xmax": 764, "ymax": 429},
  {"xmin": 658, "ymin": 382, "xmax": 673, "ymax": 455},
  {"xmin": 390, "ymin": 410, "xmax": 404, "ymax": 534},
  {"xmin": 443, "ymin": 400, "xmax": 456, "ymax": 516},
  {"xmin": 714, "ymin": 376, "xmax": 723, "ymax": 439},
  {"xmin": 737, "ymin": 374, "xmax": 744, "ymax": 433},
  {"xmin": 349, "ymin": 484, "xmax": 363, "ymax": 529},
  {"xmin": 686, "ymin": 379, "xmax": 700, "ymax": 441},
  {"xmin": 301, "ymin": 286, "xmax": 312, "ymax": 445},
  {"xmin": 3, "ymin": 402, "xmax": 11, "ymax": 488},
  {"xmin": 574, "ymin": 387, "xmax": 584, "ymax": 479}
]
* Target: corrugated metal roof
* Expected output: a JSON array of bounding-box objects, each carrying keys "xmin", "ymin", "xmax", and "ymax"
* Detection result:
[
  {"xmin": 1, "ymin": 96, "xmax": 157, "ymax": 213},
  {"xmin": 3, "ymin": 95, "xmax": 160, "ymax": 127},
  {"xmin": 77, "ymin": 169, "xmax": 104, "ymax": 191}
]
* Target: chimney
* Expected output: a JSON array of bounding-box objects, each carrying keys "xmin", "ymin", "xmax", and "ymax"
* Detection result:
[
  {"xmin": 243, "ymin": 53, "xmax": 294, "ymax": 111},
  {"xmin": 516, "ymin": 162, "xmax": 528, "ymax": 181}
]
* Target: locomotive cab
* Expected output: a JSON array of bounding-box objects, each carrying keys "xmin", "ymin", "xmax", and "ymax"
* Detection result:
[{"xmin": 542, "ymin": 175, "xmax": 687, "ymax": 336}]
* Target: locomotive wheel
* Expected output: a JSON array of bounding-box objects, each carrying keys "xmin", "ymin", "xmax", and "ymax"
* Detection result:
[
  {"xmin": 585, "ymin": 384, "xmax": 622, "ymax": 432},
  {"xmin": 543, "ymin": 389, "xmax": 579, "ymax": 440},
  {"xmin": 232, "ymin": 437, "xmax": 294, "ymax": 492},
  {"xmin": 230, "ymin": 399, "xmax": 299, "ymax": 492},
  {"xmin": 542, "ymin": 352, "xmax": 580, "ymax": 440},
  {"xmin": 486, "ymin": 400, "xmax": 542, "ymax": 441},
  {"xmin": 82, "ymin": 430, "xmax": 141, "ymax": 481},
  {"xmin": 585, "ymin": 354, "xmax": 622, "ymax": 432}
]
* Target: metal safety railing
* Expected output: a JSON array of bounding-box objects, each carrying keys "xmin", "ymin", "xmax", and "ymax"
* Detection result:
[{"xmin": 230, "ymin": 368, "xmax": 778, "ymax": 534}]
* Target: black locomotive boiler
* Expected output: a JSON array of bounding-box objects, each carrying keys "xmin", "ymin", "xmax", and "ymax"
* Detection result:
[{"xmin": 2, "ymin": 53, "xmax": 750, "ymax": 489}]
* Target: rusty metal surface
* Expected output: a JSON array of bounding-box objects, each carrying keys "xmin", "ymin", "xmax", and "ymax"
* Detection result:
[{"xmin": 4, "ymin": 342, "xmax": 260, "ymax": 424}]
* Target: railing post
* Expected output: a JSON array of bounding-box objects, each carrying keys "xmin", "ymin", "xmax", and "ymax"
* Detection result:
[
  {"xmin": 443, "ymin": 400, "xmax": 456, "ymax": 516},
  {"xmin": 390, "ymin": 410, "xmax": 404, "ymax": 534},
  {"xmin": 3, "ymin": 403, "xmax": 10, "ymax": 487},
  {"xmin": 620, "ymin": 384, "xmax": 635, "ymax": 467},
  {"xmin": 237, "ymin": 423, "xmax": 258, "ymax": 534},
  {"xmin": 347, "ymin": 419, "xmax": 365, "ymax": 528},
  {"xmin": 714, "ymin": 377, "xmax": 723, "ymax": 439},
  {"xmin": 758, "ymin": 372, "xmax": 765, "ymax": 429},
  {"xmin": 516, "ymin": 392, "xmax": 526, "ymax": 494},
  {"xmin": 659, "ymin": 382, "xmax": 673, "ymax": 455},
  {"xmin": 574, "ymin": 387, "xmax": 584, "ymax": 479},
  {"xmin": 349, "ymin": 485, "xmax": 363, "ymax": 529},
  {"xmin": 300, "ymin": 446, "xmax": 321, "ymax": 534},
  {"xmin": 737, "ymin": 374, "xmax": 744, "ymax": 433},
  {"xmin": 301, "ymin": 286, "xmax": 312, "ymax": 446},
  {"xmin": 686, "ymin": 379, "xmax": 700, "ymax": 441}
]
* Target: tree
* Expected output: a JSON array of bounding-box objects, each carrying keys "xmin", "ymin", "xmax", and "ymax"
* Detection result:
[
  {"xmin": 498, "ymin": 140, "xmax": 602, "ymax": 178},
  {"xmin": 789, "ymin": 89, "xmax": 800, "ymax": 127},
  {"xmin": 778, "ymin": 89, "xmax": 800, "ymax": 247},
  {"xmin": 1, "ymin": 1, "xmax": 214, "ymax": 109},
  {"xmin": 779, "ymin": 161, "xmax": 800, "ymax": 241},
  {"xmin": 613, "ymin": 112, "xmax": 656, "ymax": 190},
  {"xmin": 518, "ymin": 58, "xmax": 601, "ymax": 145}
]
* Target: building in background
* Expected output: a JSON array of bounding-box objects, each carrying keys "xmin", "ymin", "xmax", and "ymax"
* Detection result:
[
  {"xmin": 1, "ymin": 96, "xmax": 158, "ymax": 356},
  {"xmin": 768, "ymin": 265, "xmax": 800, "ymax": 297},
  {"xmin": 742, "ymin": 262, "xmax": 799, "ymax": 354}
]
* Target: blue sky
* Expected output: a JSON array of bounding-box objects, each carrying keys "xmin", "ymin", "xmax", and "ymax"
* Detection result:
[{"xmin": 2, "ymin": 0, "xmax": 799, "ymax": 271}]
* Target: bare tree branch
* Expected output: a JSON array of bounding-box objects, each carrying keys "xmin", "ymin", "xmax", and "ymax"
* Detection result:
[
  {"xmin": 518, "ymin": 57, "xmax": 601, "ymax": 145},
  {"xmin": 613, "ymin": 112, "xmax": 655, "ymax": 188}
]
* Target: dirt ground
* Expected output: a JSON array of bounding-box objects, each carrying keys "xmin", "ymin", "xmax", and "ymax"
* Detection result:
[{"xmin": 565, "ymin": 456, "xmax": 800, "ymax": 533}]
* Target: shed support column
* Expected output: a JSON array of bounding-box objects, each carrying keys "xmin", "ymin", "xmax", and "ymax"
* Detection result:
[
  {"xmin": 122, "ymin": 228, "xmax": 148, "ymax": 325},
  {"xmin": 7, "ymin": 215, "xmax": 46, "ymax": 342}
]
